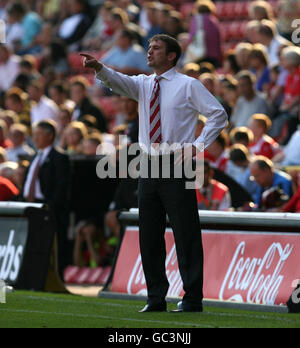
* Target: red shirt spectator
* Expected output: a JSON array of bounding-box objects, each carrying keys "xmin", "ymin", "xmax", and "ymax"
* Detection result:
[
  {"xmin": 282, "ymin": 186, "xmax": 300, "ymax": 213},
  {"xmin": 0, "ymin": 176, "xmax": 19, "ymax": 201}
]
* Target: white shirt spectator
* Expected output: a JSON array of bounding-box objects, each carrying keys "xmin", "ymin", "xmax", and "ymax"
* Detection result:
[
  {"xmin": 0, "ymin": 54, "xmax": 20, "ymax": 92},
  {"xmin": 6, "ymin": 144, "xmax": 35, "ymax": 162},
  {"xmin": 30, "ymin": 96, "xmax": 59, "ymax": 126},
  {"xmin": 281, "ymin": 128, "xmax": 300, "ymax": 166}
]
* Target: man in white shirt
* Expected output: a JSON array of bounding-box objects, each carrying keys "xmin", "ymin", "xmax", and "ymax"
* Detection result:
[
  {"xmin": 28, "ymin": 80, "xmax": 59, "ymax": 126},
  {"xmin": 0, "ymin": 44, "xmax": 20, "ymax": 93},
  {"xmin": 81, "ymin": 34, "xmax": 227, "ymax": 313}
]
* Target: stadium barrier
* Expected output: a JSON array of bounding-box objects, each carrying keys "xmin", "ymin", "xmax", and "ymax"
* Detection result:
[
  {"xmin": 0, "ymin": 202, "xmax": 66, "ymax": 292},
  {"xmin": 102, "ymin": 209, "xmax": 300, "ymax": 308}
]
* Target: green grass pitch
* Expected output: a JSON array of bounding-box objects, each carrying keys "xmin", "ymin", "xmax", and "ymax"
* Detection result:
[{"xmin": 0, "ymin": 291, "xmax": 299, "ymax": 328}]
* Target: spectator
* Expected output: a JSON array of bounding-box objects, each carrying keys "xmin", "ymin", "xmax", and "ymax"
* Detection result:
[
  {"xmin": 248, "ymin": 113, "xmax": 280, "ymax": 159},
  {"xmin": 14, "ymin": 159, "xmax": 29, "ymax": 192},
  {"xmin": 82, "ymin": 132, "xmax": 102, "ymax": 156},
  {"xmin": 39, "ymin": 39, "xmax": 70, "ymax": 78},
  {"xmin": 6, "ymin": 123, "xmax": 35, "ymax": 162},
  {"xmin": 57, "ymin": 0, "xmax": 94, "ymax": 49},
  {"xmin": 195, "ymin": 114, "xmax": 207, "ymax": 139},
  {"xmin": 234, "ymin": 43, "xmax": 253, "ymax": 71},
  {"xmin": 0, "ymin": 161, "xmax": 19, "ymax": 201},
  {"xmin": 62, "ymin": 121, "xmax": 88, "ymax": 154},
  {"xmin": 164, "ymin": 10, "xmax": 184, "ymax": 39},
  {"xmin": 22, "ymin": 120, "xmax": 70, "ymax": 277},
  {"xmin": 250, "ymin": 155, "xmax": 293, "ymax": 208},
  {"xmin": 223, "ymin": 50, "xmax": 240, "ymax": 76},
  {"xmin": 227, "ymin": 144, "xmax": 259, "ymax": 200},
  {"xmin": 273, "ymin": 125, "xmax": 300, "ymax": 166},
  {"xmin": 229, "ymin": 126, "xmax": 254, "ymax": 147},
  {"xmin": 0, "ymin": 109, "xmax": 19, "ymax": 130},
  {"xmin": 269, "ymin": 46, "xmax": 300, "ymax": 143},
  {"xmin": 81, "ymin": 1, "xmax": 114, "ymax": 51},
  {"xmin": 277, "ymin": 0, "xmax": 300, "ymax": 41},
  {"xmin": 101, "ymin": 28, "xmax": 150, "ymax": 75},
  {"xmin": 142, "ymin": 2, "xmax": 164, "ymax": 50},
  {"xmin": 120, "ymin": 96, "xmax": 139, "ymax": 145},
  {"xmin": 102, "ymin": 7, "xmax": 129, "ymax": 52},
  {"xmin": 28, "ymin": 79, "xmax": 59, "ymax": 126},
  {"xmin": 6, "ymin": 2, "xmax": 42, "ymax": 54},
  {"xmin": 206, "ymin": 130, "xmax": 229, "ymax": 172},
  {"xmin": 0, "ymin": 44, "xmax": 20, "ymax": 94},
  {"xmin": 48, "ymin": 80, "xmax": 75, "ymax": 110},
  {"xmin": 186, "ymin": 0, "xmax": 222, "ymax": 67},
  {"xmin": 5, "ymin": 2, "xmax": 24, "ymax": 51},
  {"xmin": 249, "ymin": 43, "xmax": 271, "ymax": 93},
  {"xmin": 196, "ymin": 160, "xmax": 231, "ymax": 211},
  {"xmin": 4, "ymin": 87, "xmax": 31, "ymax": 127},
  {"xmin": 282, "ymin": 173, "xmax": 300, "ymax": 213},
  {"xmin": 73, "ymin": 219, "xmax": 113, "ymax": 268},
  {"xmin": 177, "ymin": 32, "xmax": 190, "ymax": 70},
  {"xmin": 245, "ymin": 20, "xmax": 261, "ymax": 44},
  {"xmin": 181, "ymin": 62, "xmax": 201, "ymax": 79},
  {"xmin": 248, "ymin": 1, "xmax": 275, "ymax": 21},
  {"xmin": 221, "ymin": 79, "xmax": 239, "ymax": 119},
  {"xmin": 230, "ymin": 70, "xmax": 270, "ymax": 128},
  {"xmin": 256, "ymin": 19, "xmax": 292, "ymax": 66},
  {"xmin": 0, "ymin": 146, "xmax": 6, "ymax": 163},
  {"xmin": 267, "ymin": 63, "xmax": 285, "ymax": 114},
  {"xmin": 105, "ymin": 176, "xmax": 138, "ymax": 238},
  {"xmin": 0, "ymin": 119, "xmax": 12, "ymax": 149},
  {"xmin": 70, "ymin": 77, "xmax": 107, "ymax": 133}
]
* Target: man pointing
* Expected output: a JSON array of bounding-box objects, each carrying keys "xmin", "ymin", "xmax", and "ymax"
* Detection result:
[{"xmin": 81, "ymin": 34, "xmax": 227, "ymax": 312}]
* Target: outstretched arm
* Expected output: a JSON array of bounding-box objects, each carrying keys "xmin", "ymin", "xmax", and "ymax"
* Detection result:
[
  {"xmin": 80, "ymin": 53, "xmax": 103, "ymax": 74},
  {"xmin": 80, "ymin": 53, "xmax": 140, "ymax": 101}
]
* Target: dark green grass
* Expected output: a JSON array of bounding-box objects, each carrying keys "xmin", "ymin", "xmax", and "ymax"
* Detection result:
[{"xmin": 0, "ymin": 291, "xmax": 299, "ymax": 328}]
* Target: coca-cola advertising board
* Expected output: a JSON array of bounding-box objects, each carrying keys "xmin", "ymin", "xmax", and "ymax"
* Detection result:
[{"xmin": 111, "ymin": 227, "xmax": 300, "ymax": 306}]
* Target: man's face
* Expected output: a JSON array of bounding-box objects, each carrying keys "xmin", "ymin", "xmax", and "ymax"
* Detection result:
[
  {"xmin": 250, "ymin": 163, "xmax": 270, "ymax": 187},
  {"xmin": 147, "ymin": 39, "xmax": 173, "ymax": 70},
  {"xmin": 32, "ymin": 127, "xmax": 53, "ymax": 149},
  {"xmin": 70, "ymin": 84, "xmax": 85, "ymax": 104},
  {"xmin": 238, "ymin": 78, "xmax": 253, "ymax": 98}
]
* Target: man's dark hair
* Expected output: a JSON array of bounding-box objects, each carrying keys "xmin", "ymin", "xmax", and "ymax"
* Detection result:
[
  {"xmin": 149, "ymin": 34, "xmax": 182, "ymax": 66},
  {"xmin": 35, "ymin": 120, "xmax": 57, "ymax": 142}
]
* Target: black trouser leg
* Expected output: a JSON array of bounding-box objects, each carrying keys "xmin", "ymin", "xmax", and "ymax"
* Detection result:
[
  {"xmin": 159, "ymin": 177, "xmax": 203, "ymax": 306},
  {"xmin": 138, "ymin": 177, "xmax": 169, "ymax": 304}
]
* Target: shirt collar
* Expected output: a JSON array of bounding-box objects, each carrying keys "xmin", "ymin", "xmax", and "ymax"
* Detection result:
[{"xmin": 155, "ymin": 67, "xmax": 177, "ymax": 81}]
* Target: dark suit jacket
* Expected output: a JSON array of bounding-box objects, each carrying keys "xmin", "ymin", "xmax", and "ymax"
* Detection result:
[
  {"xmin": 75, "ymin": 97, "xmax": 108, "ymax": 133},
  {"xmin": 38, "ymin": 147, "xmax": 70, "ymax": 212},
  {"xmin": 23, "ymin": 147, "xmax": 70, "ymax": 214}
]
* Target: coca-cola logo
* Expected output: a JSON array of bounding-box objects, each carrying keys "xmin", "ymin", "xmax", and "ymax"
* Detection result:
[
  {"xmin": 127, "ymin": 244, "xmax": 184, "ymax": 297},
  {"xmin": 219, "ymin": 242, "xmax": 293, "ymax": 305}
]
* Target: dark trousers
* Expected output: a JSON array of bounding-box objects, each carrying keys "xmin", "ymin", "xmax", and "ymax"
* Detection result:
[{"xmin": 138, "ymin": 155, "xmax": 204, "ymax": 305}]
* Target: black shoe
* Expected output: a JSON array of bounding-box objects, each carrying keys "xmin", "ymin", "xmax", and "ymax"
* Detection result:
[
  {"xmin": 169, "ymin": 300, "xmax": 203, "ymax": 313},
  {"xmin": 139, "ymin": 302, "xmax": 167, "ymax": 313}
]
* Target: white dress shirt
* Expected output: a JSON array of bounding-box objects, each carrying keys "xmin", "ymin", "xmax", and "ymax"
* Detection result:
[
  {"xmin": 96, "ymin": 65, "xmax": 228, "ymax": 153},
  {"xmin": 23, "ymin": 146, "xmax": 52, "ymax": 200},
  {"xmin": 30, "ymin": 96, "xmax": 59, "ymax": 126}
]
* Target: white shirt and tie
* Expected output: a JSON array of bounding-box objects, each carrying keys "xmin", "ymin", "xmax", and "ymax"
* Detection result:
[
  {"xmin": 23, "ymin": 146, "xmax": 52, "ymax": 201},
  {"xmin": 96, "ymin": 65, "xmax": 228, "ymax": 153}
]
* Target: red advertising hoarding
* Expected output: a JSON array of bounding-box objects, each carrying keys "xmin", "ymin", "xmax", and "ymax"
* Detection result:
[{"xmin": 111, "ymin": 227, "xmax": 300, "ymax": 306}]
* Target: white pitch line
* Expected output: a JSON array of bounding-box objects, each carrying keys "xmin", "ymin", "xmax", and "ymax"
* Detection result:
[
  {"xmin": 14, "ymin": 294, "xmax": 300, "ymax": 324},
  {"xmin": 0, "ymin": 308, "xmax": 215, "ymax": 328}
]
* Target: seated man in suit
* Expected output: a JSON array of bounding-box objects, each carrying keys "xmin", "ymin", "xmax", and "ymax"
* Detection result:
[{"xmin": 23, "ymin": 120, "xmax": 70, "ymax": 278}]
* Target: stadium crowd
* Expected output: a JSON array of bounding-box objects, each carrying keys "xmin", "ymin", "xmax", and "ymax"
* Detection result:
[{"xmin": 0, "ymin": 0, "xmax": 299, "ymax": 271}]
